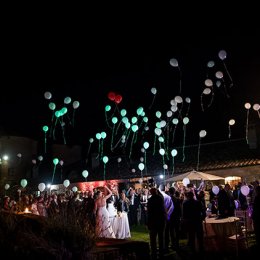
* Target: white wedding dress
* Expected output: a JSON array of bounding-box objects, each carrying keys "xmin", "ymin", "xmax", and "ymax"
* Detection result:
[
  {"xmin": 107, "ymin": 202, "xmax": 117, "ymax": 217},
  {"xmin": 96, "ymin": 206, "xmax": 116, "ymax": 238}
]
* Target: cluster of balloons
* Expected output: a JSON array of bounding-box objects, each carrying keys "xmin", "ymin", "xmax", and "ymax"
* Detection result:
[{"xmin": 107, "ymin": 91, "xmax": 123, "ymax": 104}]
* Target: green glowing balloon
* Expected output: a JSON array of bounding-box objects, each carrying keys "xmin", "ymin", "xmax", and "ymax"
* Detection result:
[
  {"xmin": 131, "ymin": 125, "xmax": 138, "ymax": 132},
  {"xmin": 96, "ymin": 133, "xmax": 101, "ymax": 140},
  {"xmin": 136, "ymin": 107, "xmax": 144, "ymax": 116},
  {"xmin": 105, "ymin": 105, "xmax": 111, "ymax": 112},
  {"xmin": 156, "ymin": 111, "xmax": 161, "ymax": 118},
  {"xmin": 120, "ymin": 109, "xmax": 127, "ymax": 117},
  {"xmin": 141, "ymin": 111, "xmax": 145, "ymax": 117},
  {"xmin": 49, "ymin": 102, "xmax": 56, "ymax": 111},
  {"xmin": 131, "ymin": 117, "xmax": 137, "ymax": 124},
  {"xmin": 101, "ymin": 132, "xmax": 107, "ymax": 139},
  {"xmin": 20, "ymin": 179, "xmax": 28, "ymax": 188},
  {"xmin": 122, "ymin": 117, "xmax": 128, "ymax": 124},
  {"xmin": 158, "ymin": 137, "xmax": 164, "ymax": 142},
  {"xmin": 143, "ymin": 117, "xmax": 148, "ymax": 123},
  {"xmin": 143, "ymin": 142, "xmax": 149, "ymax": 149},
  {"xmin": 156, "ymin": 122, "xmax": 161, "ymax": 128},
  {"xmin": 103, "ymin": 156, "xmax": 109, "ymax": 164},
  {"xmin": 125, "ymin": 122, "xmax": 131, "ymax": 129},
  {"xmin": 43, "ymin": 126, "xmax": 49, "ymax": 132},
  {"xmin": 112, "ymin": 117, "xmax": 118, "ymax": 124},
  {"xmin": 55, "ymin": 111, "xmax": 61, "ymax": 118},
  {"xmin": 53, "ymin": 158, "xmax": 59, "ymax": 165},
  {"xmin": 64, "ymin": 97, "xmax": 72, "ymax": 104},
  {"xmin": 61, "ymin": 107, "xmax": 68, "ymax": 115},
  {"xmin": 82, "ymin": 170, "xmax": 89, "ymax": 178}
]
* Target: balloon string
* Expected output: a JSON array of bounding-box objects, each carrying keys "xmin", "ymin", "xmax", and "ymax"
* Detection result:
[
  {"xmin": 49, "ymin": 112, "xmax": 55, "ymax": 138},
  {"xmin": 208, "ymin": 89, "xmax": 214, "ymax": 108},
  {"xmin": 96, "ymin": 140, "xmax": 101, "ymax": 159},
  {"xmin": 134, "ymin": 130, "xmax": 138, "ymax": 144},
  {"xmin": 153, "ymin": 134, "xmax": 157, "ymax": 155},
  {"xmin": 51, "ymin": 165, "xmax": 57, "ymax": 184},
  {"xmin": 172, "ymin": 157, "xmax": 175, "ymax": 175},
  {"xmin": 110, "ymin": 125, "xmax": 116, "ymax": 151},
  {"xmin": 141, "ymin": 122, "xmax": 148, "ymax": 135},
  {"xmin": 44, "ymin": 133, "xmax": 47, "ymax": 154},
  {"xmin": 72, "ymin": 109, "xmax": 75, "ymax": 127},
  {"xmin": 52, "ymin": 117, "xmax": 59, "ymax": 140},
  {"xmin": 149, "ymin": 94, "xmax": 157, "ymax": 110},
  {"xmin": 200, "ymin": 94, "xmax": 205, "ymax": 112},
  {"xmin": 105, "ymin": 111, "xmax": 112, "ymax": 129},
  {"xmin": 182, "ymin": 125, "xmax": 186, "ymax": 162},
  {"xmin": 223, "ymin": 61, "xmax": 233, "ymax": 88},
  {"xmin": 257, "ymin": 110, "xmax": 260, "ymax": 119},
  {"xmin": 115, "ymin": 120, "xmax": 122, "ymax": 135},
  {"xmin": 178, "ymin": 66, "xmax": 182, "ymax": 94},
  {"xmin": 144, "ymin": 151, "xmax": 147, "ymax": 175},
  {"xmin": 222, "ymin": 79, "xmax": 230, "ymax": 98},
  {"xmin": 196, "ymin": 137, "xmax": 201, "ymax": 171},
  {"xmin": 129, "ymin": 133, "xmax": 135, "ymax": 159},
  {"xmin": 166, "ymin": 126, "xmax": 170, "ymax": 155},
  {"xmin": 172, "ymin": 125, "xmax": 178, "ymax": 144},
  {"xmin": 103, "ymin": 164, "xmax": 106, "ymax": 181},
  {"xmin": 113, "ymin": 132, "xmax": 126, "ymax": 150},
  {"xmin": 123, "ymin": 128, "xmax": 131, "ymax": 148},
  {"xmin": 59, "ymin": 118, "xmax": 67, "ymax": 145},
  {"xmin": 228, "ymin": 125, "xmax": 231, "ymax": 139},
  {"xmin": 86, "ymin": 143, "xmax": 92, "ymax": 164},
  {"xmin": 246, "ymin": 109, "xmax": 249, "ymax": 144},
  {"xmin": 185, "ymin": 103, "xmax": 191, "ymax": 117},
  {"xmin": 60, "ymin": 167, "xmax": 63, "ymax": 182},
  {"xmin": 100, "ymin": 140, "xmax": 104, "ymax": 159}
]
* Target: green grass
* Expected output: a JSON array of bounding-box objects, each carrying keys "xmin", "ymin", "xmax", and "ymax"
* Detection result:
[{"xmin": 130, "ymin": 225, "xmax": 150, "ymax": 242}]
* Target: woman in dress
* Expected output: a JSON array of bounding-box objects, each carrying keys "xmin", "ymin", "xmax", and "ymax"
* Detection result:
[{"xmin": 94, "ymin": 185, "xmax": 116, "ymax": 238}]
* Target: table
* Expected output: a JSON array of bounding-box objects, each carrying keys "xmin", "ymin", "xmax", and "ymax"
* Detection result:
[
  {"xmin": 204, "ymin": 216, "xmax": 240, "ymax": 251},
  {"xmin": 110, "ymin": 212, "xmax": 131, "ymax": 239}
]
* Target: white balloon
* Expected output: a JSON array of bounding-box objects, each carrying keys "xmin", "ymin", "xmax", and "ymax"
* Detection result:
[
  {"xmin": 169, "ymin": 58, "xmax": 178, "ymax": 67},
  {"xmin": 182, "ymin": 178, "xmax": 190, "ymax": 187},
  {"xmin": 171, "ymin": 149, "xmax": 177, "ymax": 157},
  {"xmin": 218, "ymin": 50, "xmax": 227, "ymax": 60},
  {"xmin": 151, "ymin": 87, "xmax": 157, "ymax": 95},
  {"xmin": 203, "ymin": 88, "xmax": 211, "ymax": 95},
  {"xmin": 38, "ymin": 183, "xmax": 46, "ymax": 192},
  {"xmin": 140, "ymin": 157, "xmax": 144, "ymax": 162},
  {"xmin": 59, "ymin": 160, "xmax": 64, "ymax": 166},
  {"xmin": 131, "ymin": 168, "xmax": 136, "ymax": 173},
  {"xmin": 72, "ymin": 186, "xmax": 78, "ymax": 192},
  {"xmin": 205, "ymin": 79, "xmax": 213, "ymax": 87},
  {"xmin": 253, "ymin": 103, "xmax": 260, "ymax": 111},
  {"xmin": 244, "ymin": 103, "xmax": 251, "ymax": 109},
  {"xmin": 241, "ymin": 185, "xmax": 250, "ymax": 196},
  {"xmin": 17, "ymin": 153, "xmax": 22, "ymax": 158},
  {"xmin": 172, "ymin": 118, "xmax": 179, "ymax": 125},
  {"xmin": 138, "ymin": 163, "xmax": 145, "ymax": 171},
  {"xmin": 44, "ymin": 91, "xmax": 52, "ymax": 100},
  {"xmin": 32, "ymin": 159, "xmax": 37, "ymax": 164},
  {"xmin": 5, "ymin": 184, "xmax": 10, "ymax": 190},
  {"xmin": 167, "ymin": 111, "xmax": 173, "ymax": 117},
  {"xmin": 175, "ymin": 96, "xmax": 183, "ymax": 103},
  {"xmin": 73, "ymin": 101, "xmax": 80, "ymax": 109},
  {"xmin": 82, "ymin": 170, "xmax": 88, "ymax": 178},
  {"xmin": 215, "ymin": 71, "xmax": 224, "ymax": 79},
  {"xmin": 183, "ymin": 117, "xmax": 189, "ymax": 125},
  {"xmin": 64, "ymin": 97, "xmax": 72, "ymax": 104},
  {"xmin": 159, "ymin": 148, "xmax": 165, "ymax": 156},
  {"xmin": 216, "ymin": 81, "xmax": 221, "ymax": 87},
  {"xmin": 199, "ymin": 130, "xmax": 207, "ymax": 138},
  {"xmin": 163, "ymin": 164, "xmax": 168, "ymax": 169},
  {"xmin": 63, "ymin": 179, "xmax": 70, "ymax": 188},
  {"xmin": 212, "ymin": 185, "xmax": 219, "ymax": 195},
  {"xmin": 170, "ymin": 99, "xmax": 177, "ymax": 106},
  {"xmin": 160, "ymin": 121, "xmax": 166, "ymax": 128},
  {"xmin": 207, "ymin": 61, "xmax": 215, "ymax": 68},
  {"xmin": 155, "ymin": 128, "xmax": 162, "ymax": 136},
  {"xmin": 171, "ymin": 105, "xmax": 178, "ymax": 112},
  {"xmin": 117, "ymin": 157, "xmax": 122, "ymax": 163},
  {"xmin": 141, "ymin": 148, "xmax": 145, "ymax": 153},
  {"xmin": 38, "ymin": 155, "xmax": 43, "ymax": 161},
  {"xmin": 229, "ymin": 119, "xmax": 235, "ymax": 126},
  {"xmin": 185, "ymin": 97, "xmax": 191, "ymax": 103}
]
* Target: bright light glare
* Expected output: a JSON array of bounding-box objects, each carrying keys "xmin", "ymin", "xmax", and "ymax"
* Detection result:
[
  {"xmin": 159, "ymin": 174, "xmax": 164, "ymax": 179},
  {"xmin": 3, "ymin": 155, "xmax": 9, "ymax": 161},
  {"xmin": 47, "ymin": 184, "xmax": 51, "ymax": 188}
]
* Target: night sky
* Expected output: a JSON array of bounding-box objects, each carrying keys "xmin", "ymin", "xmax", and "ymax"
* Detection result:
[{"xmin": 1, "ymin": 23, "xmax": 259, "ymax": 154}]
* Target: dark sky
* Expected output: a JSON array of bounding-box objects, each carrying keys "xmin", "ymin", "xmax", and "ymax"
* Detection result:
[{"xmin": 1, "ymin": 22, "xmax": 259, "ymax": 154}]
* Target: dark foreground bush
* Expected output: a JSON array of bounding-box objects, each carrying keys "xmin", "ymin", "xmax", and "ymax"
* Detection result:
[{"xmin": 0, "ymin": 211, "xmax": 96, "ymax": 259}]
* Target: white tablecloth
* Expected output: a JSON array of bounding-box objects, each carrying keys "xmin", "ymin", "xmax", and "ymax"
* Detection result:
[{"xmin": 110, "ymin": 212, "xmax": 131, "ymax": 239}]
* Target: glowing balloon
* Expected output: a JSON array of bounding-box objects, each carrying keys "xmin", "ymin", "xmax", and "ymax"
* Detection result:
[
  {"xmin": 229, "ymin": 119, "xmax": 235, "ymax": 126},
  {"xmin": 199, "ymin": 130, "xmax": 207, "ymax": 138},
  {"xmin": 105, "ymin": 105, "xmax": 111, "ymax": 112},
  {"xmin": 17, "ymin": 153, "xmax": 22, "ymax": 158},
  {"xmin": 112, "ymin": 117, "xmax": 118, "ymax": 124},
  {"xmin": 96, "ymin": 133, "xmax": 101, "ymax": 140},
  {"xmin": 156, "ymin": 111, "xmax": 161, "ymax": 118},
  {"xmin": 172, "ymin": 118, "xmax": 179, "ymax": 125},
  {"xmin": 131, "ymin": 168, "xmax": 136, "ymax": 173},
  {"xmin": 244, "ymin": 103, "xmax": 251, "ymax": 109},
  {"xmin": 203, "ymin": 88, "xmax": 211, "ymax": 95},
  {"xmin": 185, "ymin": 97, "xmax": 191, "ymax": 103},
  {"xmin": 101, "ymin": 132, "xmax": 107, "ymax": 139},
  {"xmin": 143, "ymin": 117, "xmax": 148, "ymax": 123},
  {"xmin": 89, "ymin": 138, "xmax": 94, "ymax": 143},
  {"xmin": 253, "ymin": 103, "xmax": 260, "ymax": 111},
  {"xmin": 48, "ymin": 102, "xmax": 56, "ymax": 110},
  {"xmin": 138, "ymin": 163, "xmax": 144, "ymax": 171},
  {"xmin": 216, "ymin": 81, "xmax": 221, "ymax": 87},
  {"xmin": 64, "ymin": 97, "xmax": 72, "ymax": 104},
  {"xmin": 218, "ymin": 50, "xmax": 227, "ymax": 60},
  {"xmin": 141, "ymin": 148, "xmax": 145, "ymax": 153},
  {"xmin": 169, "ymin": 58, "xmax": 178, "ymax": 67},
  {"xmin": 140, "ymin": 157, "xmax": 144, "ymax": 162},
  {"xmin": 72, "ymin": 186, "xmax": 78, "ymax": 192},
  {"xmin": 59, "ymin": 160, "xmax": 64, "ymax": 166},
  {"xmin": 38, "ymin": 155, "xmax": 43, "ymax": 161},
  {"xmin": 151, "ymin": 87, "xmax": 157, "ymax": 94},
  {"xmin": 143, "ymin": 142, "xmax": 149, "ymax": 149},
  {"xmin": 175, "ymin": 96, "xmax": 183, "ymax": 103},
  {"xmin": 117, "ymin": 157, "xmax": 122, "ymax": 163},
  {"xmin": 167, "ymin": 111, "xmax": 173, "ymax": 117},
  {"xmin": 53, "ymin": 158, "xmax": 59, "ymax": 165},
  {"xmin": 121, "ymin": 109, "xmax": 127, "ymax": 116},
  {"xmin": 115, "ymin": 95, "xmax": 122, "ymax": 104},
  {"xmin": 55, "ymin": 111, "xmax": 61, "ymax": 118},
  {"xmin": 182, "ymin": 178, "xmax": 190, "ymax": 187},
  {"xmin": 73, "ymin": 101, "xmax": 80, "ymax": 109},
  {"xmin": 44, "ymin": 91, "xmax": 52, "ymax": 100},
  {"xmin": 155, "ymin": 128, "xmax": 162, "ymax": 136},
  {"xmin": 42, "ymin": 126, "xmax": 49, "ymax": 132},
  {"xmin": 205, "ymin": 79, "xmax": 213, "ymax": 87},
  {"xmin": 82, "ymin": 170, "xmax": 89, "ymax": 178},
  {"xmin": 212, "ymin": 185, "xmax": 219, "ymax": 195},
  {"xmin": 20, "ymin": 179, "xmax": 28, "ymax": 188},
  {"xmin": 38, "ymin": 183, "xmax": 46, "ymax": 192},
  {"xmin": 103, "ymin": 156, "xmax": 109, "ymax": 164},
  {"xmin": 207, "ymin": 61, "xmax": 215, "ymax": 68},
  {"xmin": 158, "ymin": 137, "xmax": 164, "ymax": 142},
  {"xmin": 215, "ymin": 71, "xmax": 224, "ymax": 79},
  {"xmin": 5, "ymin": 184, "xmax": 10, "ymax": 190},
  {"xmin": 183, "ymin": 117, "xmax": 189, "ymax": 125},
  {"xmin": 171, "ymin": 149, "xmax": 177, "ymax": 157},
  {"xmin": 131, "ymin": 125, "xmax": 138, "ymax": 132},
  {"xmin": 131, "ymin": 117, "xmax": 138, "ymax": 124},
  {"xmin": 32, "ymin": 159, "xmax": 37, "ymax": 164},
  {"xmin": 241, "ymin": 185, "xmax": 250, "ymax": 196},
  {"xmin": 156, "ymin": 122, "xmax": 161, "ymax": 128},
  {"xmin": 108, "ymin": 92, "xmax": 116, "ymax": 101},
  {"xmin": 160, "ymin": 121, "xmax": 166, "ymax": 128},
  {"xmin": 63, "ymin": 179, "xmax": 70, "ymax": 188},
  {"xmin": 159, "ymin": 148, "xmax": 165, "ymax": 156},
  {"xmin": 136, "ymin": 107, "xmax": 144, "ymax": 116},
  {"xmin": 170, "ymin": 99, "xmax": 177, "ymax": 106},
  {"xmin": 163, "ymin": 164, "xmax": 168, "ymax": 169}
]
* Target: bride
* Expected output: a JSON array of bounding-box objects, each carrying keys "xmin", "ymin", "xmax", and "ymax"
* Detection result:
[{"xmin": 94, "ymin": 185, "xmax": 116, "ymax": 238}]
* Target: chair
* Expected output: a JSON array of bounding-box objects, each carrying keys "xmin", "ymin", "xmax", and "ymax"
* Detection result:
[{"xmin": 226, "ymin": 217, "xmax": 248, "ymax": 257}]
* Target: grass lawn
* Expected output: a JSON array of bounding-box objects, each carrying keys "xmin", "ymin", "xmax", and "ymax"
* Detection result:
[{"xmin": 130, "ymin": 224, "xmax": 150, "ymax": 242}]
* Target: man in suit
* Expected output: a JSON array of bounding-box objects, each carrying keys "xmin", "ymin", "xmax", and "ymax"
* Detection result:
[{"xmin": 127, "ymin": 187, "xmax": 140, "ymax": 227}]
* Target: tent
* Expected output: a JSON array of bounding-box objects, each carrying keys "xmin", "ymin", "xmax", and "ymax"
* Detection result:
[{"xmin": 166, "ymin": 170, "xmax": 225, "ymax": 182}]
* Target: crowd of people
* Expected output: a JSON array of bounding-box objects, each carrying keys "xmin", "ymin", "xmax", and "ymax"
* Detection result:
[{"xmin": 1, "ymin": 179, "xmax": 259, "ymax": 259}]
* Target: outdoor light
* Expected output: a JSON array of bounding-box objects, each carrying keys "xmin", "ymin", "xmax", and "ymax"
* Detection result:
[
  {"xmin": 3, "ymin": 155, "xmax": 9, "ymax": 161},
  {"xmin": 159, "ymin": 174, "xmax": 164, "ymax": 179},
  {"xmin": 47, "ymin": 184, "xmax": 51, "ymax": 189}
]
